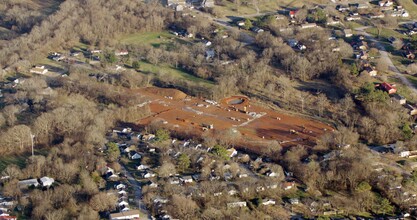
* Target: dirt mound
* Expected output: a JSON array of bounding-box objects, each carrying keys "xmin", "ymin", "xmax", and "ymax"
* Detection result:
[{"xmin": 144, "ymin": 87, "xmax": 187, "ymax": 100}]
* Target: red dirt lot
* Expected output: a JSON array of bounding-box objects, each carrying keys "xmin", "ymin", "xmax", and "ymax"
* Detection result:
[{"xmin": 136, "ymin": 87, "xmax": 333, "ymax": 148}]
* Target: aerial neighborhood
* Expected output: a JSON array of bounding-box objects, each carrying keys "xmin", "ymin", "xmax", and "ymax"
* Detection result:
[{"xmin": 3, "ymin": 0, "xmax": 417, "ymax": 219}]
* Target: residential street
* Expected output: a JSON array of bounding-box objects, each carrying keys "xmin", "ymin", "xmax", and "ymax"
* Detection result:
[
  {"xmin": 354, "ymin": 26, "xmax": 417, "ymax": 94},
  {"xmin": 120, "ymin": 164, "xmax": 151, "ymax": 220}
]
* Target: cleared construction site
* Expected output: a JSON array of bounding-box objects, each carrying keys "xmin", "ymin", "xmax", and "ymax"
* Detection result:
[{"xmin": 136, "ymin": 87, "xmax": 333, "ymax": 148}]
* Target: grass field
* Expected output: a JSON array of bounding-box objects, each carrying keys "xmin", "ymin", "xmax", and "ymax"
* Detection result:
[
  {"xmin": 365, "ymin": 27, "xmax": 406, "ymax": 40},
  {"xmin": 0, "ymin": 149, "xmax": 50, "ymax": 172},
  {"xmin": 119, "ymin": 31, "xmax": 188, "ymax": 47},
  {"xmin": 137, "ymin": 61, "xmax": 214, "ymax": 86}
]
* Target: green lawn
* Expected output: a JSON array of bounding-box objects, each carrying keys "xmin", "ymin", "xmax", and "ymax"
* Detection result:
[
  {"xmin": 119, "ymin": 31, "xmax": 178, "ymax": 46},
  {"xmin": 0, "ymin": 149, "xmax": 50, "ymax": 172},
  {"xmin": 365, "ymin": 27, "xmax": 406, "ymax": 40},
  {"xmin": 137, "ymin": 61, "xmax": 214, "ymax": 86},
  {"xmin": 0, "ymin": 154, "xmax": 27, "ymax": 172}
]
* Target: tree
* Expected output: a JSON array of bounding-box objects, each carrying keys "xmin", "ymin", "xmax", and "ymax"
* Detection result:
[
  {"xmin": 89, "ymin": 192, "xmax": 117, "ymax": 212},
  {"xmin": 106, "ymin": 142, "xmax": 120, "ymax": 162},
  {"xmin": 158, "ymin": 162, "xmax": 176, "ymax": 177},
  {"xmin": 166, "ymin": 195, "xmax": 199, "ymax": 220},
  {"xmin": 177, "ymin": 153, "xmax": 191, "ymax": 172},
  {"xmin": 374, "ymin": 197, "xmax": 394, "ymax": 215},
  {"xmin": 211, "ymin": 145, "xmax": 229, "ymax": 160},
  {"xmin": 243, "ymin": 18, "xmax": 253, "ymax": 30},
  {"xmin": 155, "ymin": 128, "xmax": 170, "ymax": 142},
  {"xmin": 402, "ymin": 122, "xmax": 413, "ymax": 140},
  {"xmin": 105, "ymin": 52, "xmax": 117, "ymax": 64},
  {"xmin": 132, "ymin": 61, "xmax": 140, "ymax": 70}
]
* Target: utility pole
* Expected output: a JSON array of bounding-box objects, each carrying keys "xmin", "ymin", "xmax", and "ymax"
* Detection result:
[{"xmin": 30, "ymin": 133, "xmax": 35, "ymax": 157}]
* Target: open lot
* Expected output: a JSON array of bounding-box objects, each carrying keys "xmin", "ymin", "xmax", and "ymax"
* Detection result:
[{"xmin": 136, "ymin": 87, "xmax": 332, "ymax": 149}]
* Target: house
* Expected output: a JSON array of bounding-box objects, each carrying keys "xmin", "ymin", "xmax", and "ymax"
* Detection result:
[
  {"xmin": 142, "ymin": 172, "xmax": 156, "ymax": 179},
  {"xmin": 180, "ymin": 176, "xmax": 193, "ymax": 183},
  {"xmin": 30, "ymin": 66, "xmax": 48, "ymax": 75},
  {"xmin": 118, "ymin": 190, "xmax": 127, "ymax": 195},
  {"xmin": 399, "ymin": 150, "xmax": 411, "ymax": 158},
  {"xmin": 141, "ymin": 134, "xmax": 155, "ymax": 141},
  {"xmin": 40, "ymin": 176, "xmax": 54, "ymax": 187},
  {"xmin": 153, "ymin": 198, "xmax": 169, "ymax": 204},
  {"xmin": 109, "ymin": 210, "xmax": 140, "ymax": 220},
  {"xmin": 369, "ymin": 13, "xmax": 385, "ymax": 19},
  {"xmin": 344, "ymin": 29, "xmax": 353, "ymax": 38},
  {"xmin": 392, "ymin": 94, "xmax": 406, "ymax": 105},
  {"xmin": 123, "ymin": 145, "xmax": 135, "ymax": 153},
  {"xmin": 120, "ymin": 206, "xmax": 130, "ymax": 212},
  {"xmin": 336, "ymin": 5, "xmax": 349, "ymax": 12},
  {"xmin": 169, "ymin": 177, "xmax": 180, "ymax": 185},
  {"xmin": 355, "ymin": 51, "xmax": 368, "ymax": 60},
  {"xmin": 118, "ymin": 200, "xmax": 129, "ymax": 207},
  {"xmin": 357, "ymin": 3, "xmax": 369, "ymax": 9},
  {"xmin": 300, "ymin": 23, "xmax": 317, "ymax": 29},
  {"xmin": 202, "ymin": 40, "xmax": 212, "ymax": 46},
  {"xmin": 289, "ymin": 10, "xmax": 297, "ymax": 19},
  {"xmin": 405, "ymin": 51, "xmax": 415, "ymax": 59},
  {"xmin": 379, "ymin": 0, "xmax": 393, "ymax": 7},
  {"xmin": 136, "ymin": 165, "xmax": 150, "ymax": 170},
  {"xmin": 262, "ymin": 199, "xmax": 276, "ymax": 206},
  {"xmin": 128, "ymin": 151, "xmax": 141, "ymax": 160},
  {"xmin": 364, "ymin": 66, "xmax": 377, "ymax": 77},
  {"xmin": 18, "ymin": 179, "xmax": 39, "ymax": 189},
  {"xmin": 115, "ymin": 50, "xmax": 129, "ymax": 56},
  {"xmin": 250, "ymin": 27, "xmax": 264, "ymax": 33},
  {"xmin": 226, "ymin": 148, "xmax": 238, "ymax": 158},
  {"xmin": 405, "ymin": 104, "xmax": 417, "ymax": 115},
  {"xmin": 380, "ymin": 82, "xmax": 397, "ymax": 94},
  {"xmin": 227, "ymin": 201, "xmax": 247, "ymax": 208},
  {"xmin": 115, "ymin": 183, "xmax": 126, "ymax": 190},
  {"xmin": 205, "ymin": 50, "xmax": 215, "ymax": 59},
  {"xmin": 266, "ymin": 171, "xmax": 278, "ymax": 177},
  {"xmin": 289, "ymin": 198, "xmax": 299, "ymax": 205},
  {"xmin": 283, "ymin": 181, "xmax": 295, "ymax": 190},
  {"xmin": 149, "ymin": 182, "xmax": 158, "ymax": 188}
]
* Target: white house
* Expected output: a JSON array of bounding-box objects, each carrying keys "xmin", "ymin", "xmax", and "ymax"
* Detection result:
[
  {"xmin": 40, "ymin": 176, "xmax": 54, "ymax": 187},
  {"xmin": 227, "ymin": 201, "xmax": 247, "ymax": 208},
  {"xmin": 115, "ymin": 183, "xmax": 126, "ymax": 190},
  {"xmin": 262, "ymin": 199, "xmax": 276, "ymax": 206},
  {"xmin": 18, "ymin": 179, "xmax": 39, "ymax": 188},
  {"xmin": 136, "ymin": 165, "xmax": 150, "ymax": 170},
  {"xmin": 149, "ymin": 182, "xmax": 158, "ymax": 188},
  {"xmin": 118, "ymin": 190, "xmax": 127, "ymax": 195},
  {"xmin": 115, "ymin": 50, "xmax": 129, "ymax": 56},
  {"xmin": 109, "ymin": 210, "xmax": 140, "ymax": 220},
  {"xmin": 30, "ymin": 66, "xmax": 48, "ymax": 75},
  {"xmin": 181, "ymin": 176, "xmax": 193, "ymax": 183},
  {"xmin": 169, "ymin": 177, "xmax": 180, "ymax": 185},
  {"xmin": 142, "ymin": 172, "xmax": 156, "ymax": 179},
  {"xmin": 227, "ymin": 148, "xmax": 238, "ymax": 158},
  {"xmin": 266, "ymin": 171, "xmax": 278, "ymax": 177},
  {"xmin": 118, "ymin": 200, "xmax": 129, "ymax": 207},
  {"xmin": 289, "ymin": 198, "xmax": 299, "ymax": 205}
]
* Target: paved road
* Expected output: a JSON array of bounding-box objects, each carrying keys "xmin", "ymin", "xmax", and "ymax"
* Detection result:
[
  {"xmin": 120, "ymin": 164, "xmax": 151, "ymax": 220},
  {"xmin": 193, "ymin": 9, "xmax": 256, "ymax": 45},
  {"xmin": 355, "ymin": 26, "xmax": 417, "ymax": 94}
]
